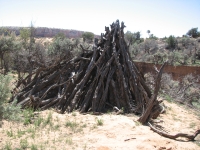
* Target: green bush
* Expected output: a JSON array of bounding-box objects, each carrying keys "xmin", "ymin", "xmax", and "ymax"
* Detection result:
[
  {"xmin": 54, "ymin": 32, "xmax": 66, "ymax": 40},
  {"xmin": 82, "ymin": 32, "xmax": 94, "ymax": 42},
  {"xmin": 167, "ymin": 35, "xmax": 177, "ymax": 50},
  {"xmin": 0, "ymin": 74, "xmax": 11, "ymax": 124},
  {"xmin": 180, "ymin": 37, "xmax": 193, "ymax": 48},
  {"xmin": 149, "ymin": 34, "xmax": 158, "ymax": 40},
  {"xmin": 0, "ymin": 74, "xmax": 11, "ymax": 102},
  {"xmin": 125, "ymin": 31, "xmax": 142, "ymax": 45},
  {"xmin": 0, "ymin": 74, "xmax": 22, "ymax": 125},
  {"xmin": 187, "ymin": 27, "xmax": 199, "ymax": 38},
  {"xmin": 48, "ymin": 38, "xmax": 73, "ymax": 59},
  {"xmin": 3, "ymin": 99, "xmax": 21, "ymax": 121}
]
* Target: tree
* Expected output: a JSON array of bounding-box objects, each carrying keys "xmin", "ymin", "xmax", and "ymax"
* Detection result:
[
  {"xmin": 0, "ymin": 34, "xmax": 14, "ymax": 72},
  {"xmin": 147, "ymin": 30, "xmax": 150, "ymax": 37},
  {"xmin": 82, "ymin": 32, "xmax": 94, "ymax": 42},
  {"xmin": 0, "ymin": 27, "xmax": 11, "ymax": 36},
  {"xmin": 187, "ymin": 27, "xmax": 199, "ymax": 38},
  {"xmin": 29, "ymin": 22, "xmax": 36, "ymax": 54},
  {"xmin": 54, "ymin": 32, "xmax": 66, "ymax": 40},
  {"xmin": 125, "ymin": 31, "xmax": 141, "ymax": 46},
  {"xmin": 149, "ymin": 34, "xmax": 158, "ymax": 40},
  {"xmin": 20, "ymin": 28, "xmax": 30, "ymax": 43},
  {"xmin": 48, "ymin": 38, "xmax": 74, "ymax": 60},
  {"xmin": 20, "ymin": 27, "xmax": 31, "ymax": 50},
  {"xmin": 167, "ymin": 35, "xmax": 177, "ymax": 50}
]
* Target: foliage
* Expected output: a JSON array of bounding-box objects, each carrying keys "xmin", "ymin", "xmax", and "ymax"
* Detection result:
[
  {"xmin": 149, "ymin": 34, "xmax": 158, "ymax": 40},
  {"xmin": 20, "ymin": 28, "xmax": 31, "ymax": 43},
  {"xmin": 0, "ymin": 27, "xmax": 11, "ymax": 36},
  {"xmin": 54, "ymin": 32, "xmax": 66, "ymax": 40},
  {"xmin": 146, "ymin": 73, "xmax": 200, "ymax": 109},
  {"xmin": 129, "ymin": 43, "xmax": 139, "ymax": 58},
  {"xmin": 20, "ymin": 138, "xmax": 29, "ymax": 149},
  {"xmin": 0, "ymin": 74, "xmax": 22, "ymax": 125},
  {"xmin": 147, "ymin": 30, "xmax": 150, "ymax": 36},
  {"xmin": 173, "ymin": 51, "xmax": 182, "ymax": 64},
  {"xmin": 180, "ymin": 37, "xmax": 190, "ymax": 47},
  {"xmin": 141, "ymin": 39, "xmax": 158, "ymax": 54},
  {"xmin": 187, "ymin": 27, "xmax": 199, "ymax": 38},
  {"xmin": 167, "ymin": 35, "xmax": 177, "ymax": 50},
  {"xmin": 0, "ymin": 34, "xmax": 15, "ymax": 53},
  {"xmin": 0, "ymin": 74, "xmax": 11, "ymax": 123},
  {"xmin": 0, "ymin": 33, "xmax": 22, "ymax": 73},
  {"xmin": 65, "ymin": 120, "xmax": 80, "ymax": 132},
  {"xmin": 96, "ymin": 118, "xmax": 103, "ymax": 126},
  {"xmin": 0, "ymin": 74, "xmax": 11, "ymax": 102},
  {"xmin": 82, "ymin": 32, "xmax": 94, "ymax": 42},
  {"xmin": 29, "ymin": 23, "xmax": 36, "ymax": 53},
  {"xmin": 48, "ymin": 38, "xmax": 73, "ymax": 59},
  {"xmin": 153, "ymin": 52, "xmax": 167, "ymax": 64},
  {"xmin": 3, "ymin": 99, "xmax": 21, "ymax": 121},
  {"xmin": 66, "ymin": 137, "xmax": 73, "ymax": 145},
  {"xmin": 125, "ymin": 31, "xmax": 142, "ymax": 45},
  {"xmin": 23, "ymin": 108, "xmax": 34, "ymax": 125}
]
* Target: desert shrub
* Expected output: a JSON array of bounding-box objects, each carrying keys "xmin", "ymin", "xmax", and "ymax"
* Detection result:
[
  {"xmin": 144, "ymin": 73, "xmax": 155, "ymax": 91},
  {"xmin": 20, "ymin": 27, "xmax": 31, "ymax": 49},
  {"xmin": 145, "ymin": 72, "xmax": 200, "ymax": 108},
  {"xmin": 153, "ymin": 52, "xmax": 167, "ymax": 64},
  {"xmin": 146, "ymin": 55, "xmax": 154, "ymax": 62},
  {"xmin": 167, "ymin": 51, "xmax": 183, "ymax": 65},
  {"xmin": 129, "ymin": 43, "xmax": 139, "ymax": 58},
  {"xmin": 79, "ymin": 41, "xmax": 92, "ymax": 50},
  {"xmin": 167, "ymin": 52, "xmax": 175, "ymax": 65},
  {"xmin": 72, "ymin": 38, "xmax": 80, "ymax": 48},
  {"xmin": 0, "ymin": 34, "xmax": 14, "ymax": 72},
  {"xmin": 82, "ymin": 32, "xmax": 94, "ymax": 43},
  {"xmin": 125, "ymin": 31, "xmax": 142, "ymax": 46},
  {"xmin": 141, "ymin": 53, "xmax": 149, "ymax": 62},
  {"xmin": 3, "ymin": 99, "xmax": 21, "ymax": 121},
  {"xmin": 0, "ymin": 74, "xmax": 11, "ymax": 102},
  {"xmin": 177, "ymin": 75, "xmax": 200, "ymax": 105},
  {"xmin": 54, "ymin": 32, "xmax": 66, "ymax": 40},
  {"xmin": 72, "ymin": 47, "xmax": 82, "ymax": 56},
  {"xmin": 142, "ymin": 39, "xmax": 158, "ymax": 54},
  {"xmin": 166, "ymin": 35, "xmax": 177, "ymax": 50},
  {"xmin": 180, "ymin": 37, "xmax": 191, "ymax": 48},
  {"xmin": 48, "ymin": 38, "xmax": 73, "ymax": 59},
  {"xmin": 0, "ymin": 27, "xmax": 11, "ymax": 35},
  {"xmin": 0, "ymin": 33, "xmax": 23, "ymax": 74},
  {"xmin": 0, "ymin": 74, "xmax": 11, "ymax": 124},
  {"xmin": 0, "ymin": 74, "xmax": 22, "ymax": 125},
  {"xmin": 160, "ymin": 73, "xmax": 179, "ymax": 95},
  {"xmin": 145, "ymin": 73, "xmax": 179, "ymax": 96},
  {"xmin": 149, "ymin": 34, "xmax": 158, "ymax": 40},
  {"xmin": 173, "ymin": 51, "xmax": 183, "ymax": 65},
  {"xmin": 182, "ymin": 53, "xmax": 189, "ymax": 64},
  {"xmin": 187, "ymin": 27, "xmax": 199, "ymax": 38}
]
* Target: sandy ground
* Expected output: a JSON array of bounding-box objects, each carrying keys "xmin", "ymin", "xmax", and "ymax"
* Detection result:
[{"xmin": 0, "ymin": 101, "xmax": 200, "ymax": 150}]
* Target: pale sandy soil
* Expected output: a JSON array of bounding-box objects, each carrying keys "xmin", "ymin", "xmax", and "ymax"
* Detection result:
[{"xmin": 0, "ymin": 101, "xmax": 200, "ymax": 150}]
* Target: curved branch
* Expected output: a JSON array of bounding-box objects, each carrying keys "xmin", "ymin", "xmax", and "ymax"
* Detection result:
[{"xmin": 148, "ymin": 122, "xmax": 200, "ymax": 141}]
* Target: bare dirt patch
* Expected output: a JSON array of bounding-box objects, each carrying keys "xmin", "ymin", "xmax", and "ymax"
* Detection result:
[{"xmin": 0, "ymin": 102, "xmax": 199, "ymax": 150}]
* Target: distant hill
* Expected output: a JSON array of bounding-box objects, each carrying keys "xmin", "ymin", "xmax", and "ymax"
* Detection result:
[{"xmin": 0, "ymin": 26, "xmax": 100, "ymax": 39}]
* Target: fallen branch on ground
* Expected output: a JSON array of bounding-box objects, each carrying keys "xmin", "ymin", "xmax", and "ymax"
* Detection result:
[{"xmin": 148, "ymin": 122, "xmax": 200, "ymax": 141}]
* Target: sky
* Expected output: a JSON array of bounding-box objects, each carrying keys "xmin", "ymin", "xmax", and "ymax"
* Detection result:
[{"xmin": 0, "ymin": 0, "xmax": 200, "ymax": 38}]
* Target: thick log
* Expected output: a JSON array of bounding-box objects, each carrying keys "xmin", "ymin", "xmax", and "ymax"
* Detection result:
[{"xmin": 138, "ymin": 62, "xmax": 167, "ymax": 124}]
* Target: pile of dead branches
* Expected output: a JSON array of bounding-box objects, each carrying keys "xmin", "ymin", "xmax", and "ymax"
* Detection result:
[{"xmin": 11, "ymin": 20, "xmax": 166, "ymax": 124}]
